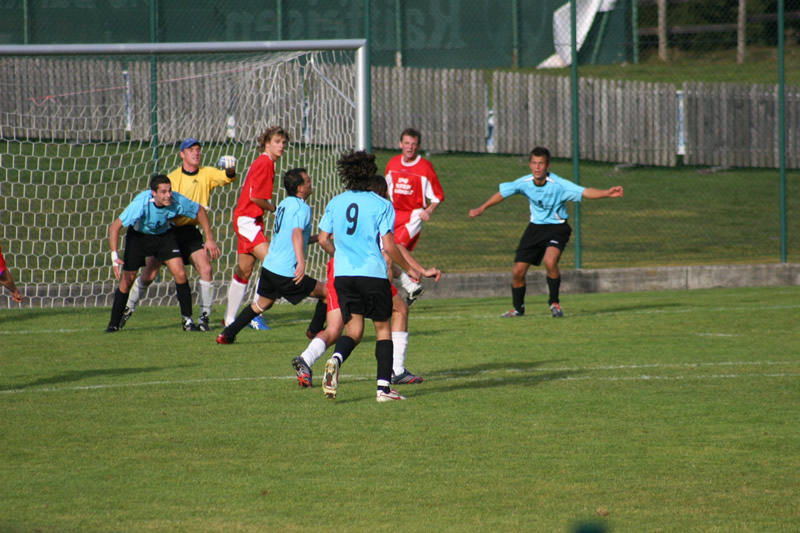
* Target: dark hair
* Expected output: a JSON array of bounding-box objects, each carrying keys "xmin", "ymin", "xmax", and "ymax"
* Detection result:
[
  {"xmin": 258, "ymin": 126, "xmax": 289, "ymax": 151},
  {"xmin": 400, "ymin": 127, "xmax": 421, "ymax": 144},
  {"xmin": 368, "ymin": 175, "xmax": 388, "ymax": 199},
  {"xmin": 336, "ymin": 150, "xmax": 378, "ymax": 191},
  {"xmin": 149, "ymin": 174, "xmax": 171, "ymax": 191},
  {"xmin": 283, "ymin": 168, "xmax": 307, "ymax": 196},
  {"xmin": 529, "ymin": 146, "xmax": 551, "ymax": 165}
]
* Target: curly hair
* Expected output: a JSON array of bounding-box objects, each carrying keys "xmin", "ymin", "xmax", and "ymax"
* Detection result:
[{"xmin": 336, "ymin": 150, "xmax": 378, "ymax": 191}]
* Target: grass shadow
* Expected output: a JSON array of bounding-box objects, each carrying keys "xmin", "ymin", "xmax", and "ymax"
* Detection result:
[
  {"xmin": 333, "ymin": 359, "xmax": 576, "ymax": 404},
  {"xmin": 1, "ymin": 365, "xmax": 192, "ymax": 391}
]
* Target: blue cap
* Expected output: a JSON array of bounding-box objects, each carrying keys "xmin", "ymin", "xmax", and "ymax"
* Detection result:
[{"xmin": 180, "ymin": 137, "xmax": 201, "ymax": 151}]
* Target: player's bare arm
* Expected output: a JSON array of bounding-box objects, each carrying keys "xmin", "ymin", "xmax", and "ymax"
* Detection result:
[
  {"xmin": 419, "ymin": 201, "xmax": 440, "ymax": 222},
  {"xmin": 108, "ymin": 217, "xmax": 125, "ymax": 280},
  {"xmin": 582, "ymin": 186, "xmax": 624, "ymax": 199},
  {"xmin": 250, "ymin": 197, "xmax": 276, "ymax": 213},
  {"xmin": 0, "ymin": 270, "xmax": 24, "ymax": 303},
  {"xmin": 317, "ymin": 230, "xmax": 336, "ymax": 256},
  {"xmin": 196, "ymin": 206, "xmax": 221, "ymax": 260},
  {"xmin": 469, "ymin": 191, "xmax": 505, "ymax": 218},
  {"xmin": 292, "ymin": 227, "xmax": 306, "ymax": 284},
  {"xmin": 382, "ymin": 233, "xmax": 423, "ymax": 282},
  {"xmin": 396, "ymin": 242, "xmax": 441, "ymax": 282}
]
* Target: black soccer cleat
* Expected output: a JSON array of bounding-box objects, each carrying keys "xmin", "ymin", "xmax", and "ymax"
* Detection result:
[
  {"xmin": 118, "ymin": 306, "xmax": 134, "ymax": 329},
  {"xmin": 292, "ymin": 357, "xmax": 313, "ymax": 388},
  {"xmin": 197, "ymin": 312, "xmax": 211, "ymax": 332}
]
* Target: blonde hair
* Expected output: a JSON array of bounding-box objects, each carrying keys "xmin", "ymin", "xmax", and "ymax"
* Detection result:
[{"xmin": 258, "ymin": 126, "xmax": 289, "ymax": 151}]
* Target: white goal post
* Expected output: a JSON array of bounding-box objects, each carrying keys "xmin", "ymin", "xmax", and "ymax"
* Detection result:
[{"xmin": 0, "ymin": 39, "xmax": 368, "ymax": 308}]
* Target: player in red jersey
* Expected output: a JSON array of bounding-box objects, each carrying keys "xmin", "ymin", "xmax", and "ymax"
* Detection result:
[
  {"xmin": 222, "ymin": 126, "xmax": 288, "ymax": 328},
  {"xmin": 0, "ymin": 241, "xmax": 24, "ymax": 303},
  {"xmin": 384, "ymin": 128, "xmax": 444, "ymax": 305}
]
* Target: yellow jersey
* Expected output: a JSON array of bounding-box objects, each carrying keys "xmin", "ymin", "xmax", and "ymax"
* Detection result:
[{"xmin": 167, "ymin": 166, "xmax": 235, "ymax": 227}]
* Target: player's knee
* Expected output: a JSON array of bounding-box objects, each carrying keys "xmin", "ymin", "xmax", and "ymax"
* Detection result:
[
  {"xmin": 235, "ymin": 266, "xmax": 251, "ymax": 282},
  {"xmin": 197, "ymin": 266, "xmax": 213, "ymax": 281}
]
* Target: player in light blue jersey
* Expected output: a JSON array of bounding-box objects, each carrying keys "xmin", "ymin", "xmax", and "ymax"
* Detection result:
[
  {"xmin": 216, "ymin": 168, "xmax": 326, "ymax": 344},
  {"xmin": 470, "ymin": 146, "xmax": 623, "ymax": 318},
  {"xmin": 316, "ymin": 151, "xmax": 438, "ymax": 402},
  {"xmin": 106, "ymin": 174, "xmax": 215, "ymax": 332}
]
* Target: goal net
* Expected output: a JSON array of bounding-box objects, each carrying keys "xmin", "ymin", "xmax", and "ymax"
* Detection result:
[{"xmin": 0, "ymin": 40, "xmax": 367, "ymax": 308}]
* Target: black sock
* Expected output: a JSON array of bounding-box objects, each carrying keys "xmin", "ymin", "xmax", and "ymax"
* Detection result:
[
  {"xmin": 108, "ymin": 288, "xmax": 129, "ymax": 327},
  {"xmin": 224, "ymin": 306, "xmax": 260, "ymax": 338},
  {"xmin": 375, "ymin": 339, "xmax": 393, "ymax": 391},
  {"xmin": 175, "ymin": 281, "xmax": 193, "ymax": 318},
  {"xmin": 333, "ymin": 335, "xmax": 357, "ymax": 365},
  {"xmin": 547, "ymin": 276, "xmax": 561, "ymax": 305},
  {"xmin": 512, "ymin": 285, "xmax": 526, "ymax": 314},
  {"xmin": 308, "ymin": 299, "xmax": 327, "ymax": 335}
]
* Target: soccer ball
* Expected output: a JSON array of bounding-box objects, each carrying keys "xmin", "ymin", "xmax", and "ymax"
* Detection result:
[{"xmin": 217, "ymin": 155, "xmax": 236, "ymax": 169}]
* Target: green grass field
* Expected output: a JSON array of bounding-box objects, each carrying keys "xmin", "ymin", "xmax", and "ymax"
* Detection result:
[
  {"xmin": 2, "ymin": 141, "xmax": 799, "ymax": 290},
  {"xmin": 2, "ymin": 286, "xmax": 798, "ymax": 532}
]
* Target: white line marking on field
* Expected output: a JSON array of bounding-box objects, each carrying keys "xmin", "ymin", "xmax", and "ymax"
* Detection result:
[{"xmin": 1, "ymin": 362, "xmax": 797, "ymax": 396}]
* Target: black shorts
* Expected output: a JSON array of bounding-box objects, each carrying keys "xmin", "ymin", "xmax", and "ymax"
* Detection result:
[
  {"xmin": 334, "ymin": 276, "xmax": 393, "ymax": 324},
  {"xmin": 256, "ymin": 267, "xmax": 319, "ymax": 304},
  {"xmin": 514, "ymin": 223, "xmax": 572, "ymax": 266},
  {"xmin": 123, "ymin": 229, "xmax": 182, "ymax": 272},
  {"xmin": 172, "ymin": 225, "xmax": 205, "ymax": 265}
]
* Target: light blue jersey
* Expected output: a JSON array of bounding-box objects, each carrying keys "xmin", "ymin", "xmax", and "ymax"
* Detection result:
[
  {"xmin": 319, "ymin": 190, "xmax": 394, "ymax": 278},
  {"xmin": 118, "ymin": 190, "xmax": 199, "ymax": 235},
  {"xmin": 499, "ymin": 172, "xmax": 585, "ymax": 224},
  {"xmin": 263, "ymin": 196, "xmax": 312, "ymax": 277}
]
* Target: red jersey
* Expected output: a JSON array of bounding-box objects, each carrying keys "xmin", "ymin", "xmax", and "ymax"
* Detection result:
[
  {"xmin": 385, "ymin": 155, "xmax": 444, "ymax": 213},
  {"xmin": 233, "ymin": 154, "xmax": 276, "ymax": 219}
]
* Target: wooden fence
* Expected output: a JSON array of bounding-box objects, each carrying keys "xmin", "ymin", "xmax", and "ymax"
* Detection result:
[
  {"xmin": 682, "ymin": 81, "xmax": 800, "ymax": 169},
  {"xmin": 1, "ymin": 57, "xmax": 797, "ymax": 169},
  {"xmin": 371, "ymin": 66, "xmax": 487, "ymax": 152},
  {"xmin": 489, "ymin": 72, "xmax": 677, "ymax": 166}
]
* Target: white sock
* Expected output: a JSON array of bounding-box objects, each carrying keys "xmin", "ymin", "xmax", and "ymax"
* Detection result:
[
  {"xmin": 198, "ymin": 279, "xmax": 215, "ymax": 317},
  {"xmin": 126, "ymin": 277, "xmax": 150, "ymax": 311},
  {"xmin": 301, "ymin": 337, "xmax": 328, "ymax": 367},
  {"xmin": 224, "ymin": 278, "xmax": 248, "ymax": 326},
  {"xmin": 392, "ymin": 331, "xmax": 409, "ymax": 375},
  {"xmin": 399, "ymin": 271, "xmax": 420, "ymax": 293}
]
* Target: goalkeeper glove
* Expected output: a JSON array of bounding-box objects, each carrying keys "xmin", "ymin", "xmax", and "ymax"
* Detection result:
[{"xmin": 217, "ymin": 155, "xmax": 236, "ymax": 170}]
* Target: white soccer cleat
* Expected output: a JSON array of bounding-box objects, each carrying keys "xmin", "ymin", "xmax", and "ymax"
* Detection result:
[
  {"xmin": 376, "ymin": 389, "xmax": 406, "ymax": 402},
  {"xmin": 322, "ymin": 357, "xmax": 340, "ymax": 400}
]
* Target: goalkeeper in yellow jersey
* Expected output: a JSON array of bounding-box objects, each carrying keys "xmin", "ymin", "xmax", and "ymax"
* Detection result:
[{"xmin": 121, "ymin": 137, "xmax": 236, "ymax": 331}]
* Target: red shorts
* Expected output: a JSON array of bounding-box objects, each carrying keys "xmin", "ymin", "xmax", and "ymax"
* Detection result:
[
  {"xmin": 393, "ymin": 209, "xmax": 422, "ymax": 251},
  {"xmin": 326, "ymin": 259, "xmax": 338, "ymax": 312},
  {"xmin": 326, "ymin": 258, "xmax": 398, "ymax": 312},
  {"xmin": 234, "ymin": 215, "xmax": 268, "ymax": 255},
  {"xmin": 0, "ymin": 242, "xmax": 6, "ymax": 274}
]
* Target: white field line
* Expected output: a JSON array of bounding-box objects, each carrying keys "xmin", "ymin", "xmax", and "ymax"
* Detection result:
[{"xmin": 1, "ymin": 361, "xmax": 797, "ymax": 396}]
